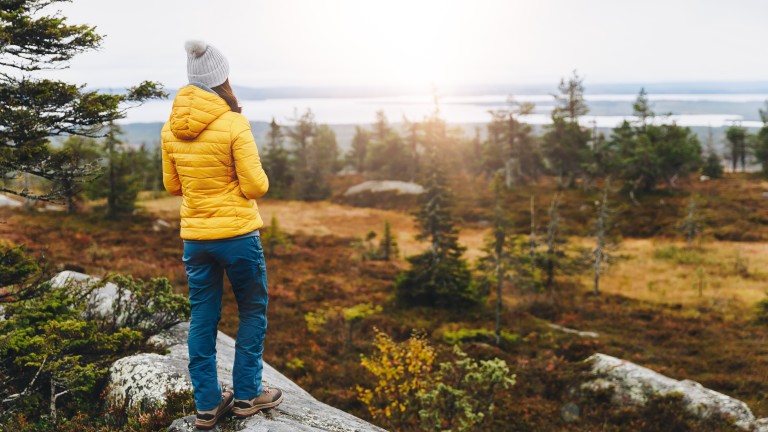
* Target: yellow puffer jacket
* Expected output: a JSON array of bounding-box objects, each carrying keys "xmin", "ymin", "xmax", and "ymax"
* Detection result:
[{"xmin": 161, "ymin": 85, "xmax": 269, "ymax": 240}]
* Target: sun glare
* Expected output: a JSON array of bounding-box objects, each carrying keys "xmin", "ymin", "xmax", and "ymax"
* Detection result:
[{"xmin": 329, "ymin": 0, "xmax": 514, "ymax": 88}]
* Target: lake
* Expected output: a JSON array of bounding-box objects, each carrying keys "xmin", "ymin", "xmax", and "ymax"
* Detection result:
[{"xmin": 122, "ymin": 93, "xmax": 768, "ymax": 129}]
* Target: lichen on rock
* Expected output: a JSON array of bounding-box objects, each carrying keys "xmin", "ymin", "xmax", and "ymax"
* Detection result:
[
  {"xmin": 582, "ymin": 353, "xmax": 768, "ymax": 431},
  {"xmin": 108, "ymin": 322, "xmax": 385, "ymax": 432}
]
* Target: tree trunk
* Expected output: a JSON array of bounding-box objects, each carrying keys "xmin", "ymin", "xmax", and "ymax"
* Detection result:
[
  {"xmin": 594, "ymin": 178, "xmax": 610, "ymax": 296},
  {"xmin": 66, "ymin": 195, "xmax": 75, "ymax": 215},
  {"xmin": 495, "ymin": 256, "xmax": 503, "ymax": 346},
  {"xmin": 529, "ymin": 195, "xmax": 536, "ymax": 285}
]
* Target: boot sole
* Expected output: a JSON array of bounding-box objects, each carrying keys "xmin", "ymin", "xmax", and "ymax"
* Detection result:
[
  {"xmin": 232, "ymin": 393, "xmax": 284, "ymax": 418},
  {"xmin": 195, "ymin": 397, "xmax": 234, "ymax": 430}
]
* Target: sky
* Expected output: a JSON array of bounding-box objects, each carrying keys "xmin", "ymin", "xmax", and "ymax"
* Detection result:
[{"xmin": 47, "ymin": 0, "xmax": 768, "ymax": 90}]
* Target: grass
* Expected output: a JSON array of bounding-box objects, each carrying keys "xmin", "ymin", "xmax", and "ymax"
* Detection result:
[
  {"xmin": 139, "ymin": 196, "xmax": 490, "ymax": 262},
  {"xmin": 139, "ymin": 193, "xmax": 768, "ymax": 312},
  {"xmin": 583, "ymin": 238, "xmax": 768, "ymax": 310}
]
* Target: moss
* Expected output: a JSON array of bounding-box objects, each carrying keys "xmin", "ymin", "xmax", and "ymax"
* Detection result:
[
  {"xmin": 441, "ymin": 328, "xmax": 519, "ymax": 345},
  {"xmin": 653, "ymin": 245, "xmax": 707, "ymax": 265}
]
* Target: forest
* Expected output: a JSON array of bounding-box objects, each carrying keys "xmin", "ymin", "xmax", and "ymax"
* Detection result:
[{"xmin": 2, "ymin": 1, "xmax": 768, "ymax": 432}]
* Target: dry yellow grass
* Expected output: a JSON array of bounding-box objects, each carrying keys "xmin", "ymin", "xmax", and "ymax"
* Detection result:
[
  {"xmin": 139, "ymin": 196, "xmax": 489, "ymax": 261},
  {"xmin": 141, "ymin": 196, "xmax": 768, "ymax": 310},
  {"xmin": 579, "ymin": 238, "xmax": 768, "ymax": 311}
]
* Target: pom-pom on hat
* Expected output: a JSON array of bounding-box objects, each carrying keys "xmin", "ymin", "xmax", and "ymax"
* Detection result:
[{"xmin": 185, "ymin": 40, "xmax": 229, "ymax": 88}]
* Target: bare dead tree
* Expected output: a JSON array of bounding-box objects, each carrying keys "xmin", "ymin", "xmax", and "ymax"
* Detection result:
[{"xmin": 593, "ymin": 178, "xmax": 610, "ymax": 296}]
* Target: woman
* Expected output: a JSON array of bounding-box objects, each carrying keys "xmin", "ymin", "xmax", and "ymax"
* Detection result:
[{"xmin": 161, "ymin": 40, "xmax": 283, "ymax": 430}]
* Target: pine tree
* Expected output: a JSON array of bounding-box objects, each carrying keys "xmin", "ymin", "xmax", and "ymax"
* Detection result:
[
  {"xmin": 262, "ymin": 215, "xmax": 289, "ymax": 257},
  {"xmin": 395, "ymin": 118, "xmax": 478, "ymax": 309},
  {"xmin": 481, "ymin": 111, "xmax": 508, "ymax": 176},
  {"xmin": 86, "ymin": 123, "xmax": 141, "ymax": 218},
  {"xmin": 482, "ymin": 102, "xmax": 540, "ymax": 185},
  {"xmin": 607, "ymin": 89, "xmax": 702, "ymax": 194},
  {"xmin": 54, "ymin": 136, "xmax": 101, "ymax": 214},
  {"xmin": 753, "ymin": 106, "xmax": 768, "ymax": 177},
  {"xmin": 365, "ymin": 112, "xmax": 412, "ymax": 180},
  {"xmin": 542, "ymin": 71, "xmax": 592, "ymax": 188},
  {"xmin": 286, "ymin": 109, "xmax": 317, "ymax": 199},
  {"xmin": 402, "ymin": 117, "xmax": 422, "ymax": 181},
  {"xmin": 633, "ymin": 87, "xmax": 654, "ymax": 127},
  {"xmin": 263, "ymin": 118, "xmax": 293, "ymax": 198},
  {"xmin": 702, "ymin": 147, "xmax": 724, "ymax": 179},
  {"xmin": 347, "ymin": 126, "xmax": 371, "ymax": 174},
  {"xmin": 503, "ymin": 100, "xmax": 539, "ymax": 185},
  {"xmin": 553, "ymin": 70, "xmax": 589, "ymax": 122},
  {"xmin": 302, "ymin": 124, "xmax": 339, "ymax": 200},
  {"xmin": 0, "ymin": 0, "xmax": 165, "ymax": 201},
  {"xmin": 380, "ymin": 220, "xmax": 398, "ymax": 261},
  {"xmin": 725, "ymin": 125, "xmax": 750, "ymax": 172}
]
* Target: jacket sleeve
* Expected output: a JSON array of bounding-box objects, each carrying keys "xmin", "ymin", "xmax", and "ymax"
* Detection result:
[
  {"xmin": 161, "ymin": 142, "xmax": 183, "ymax": 196},
  {"xmin": 231, "ymin": 116, "xmax": 269, "ymax": 199}
]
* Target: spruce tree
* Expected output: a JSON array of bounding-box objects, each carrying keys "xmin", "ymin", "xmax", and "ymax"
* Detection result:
[
  {"xmin": 402, "ymin": 117, "xmax": 422, "ymax": 181},
  {"xmin": 86, "ymin": 123, "xmax": 140, "ymax": 218},
  {"xmin": 364, "ymin": 111, "xmax": 412, "ymax": 180},
  {"xmin": 303, "ymin": 124, "xmax": 339, "ymax": 200},
  {"xmin": 702, "ymin": 148, "xmax": 724, "ymax": 179},
  {"xmin": 552, "ymin": 70, "xmax": 589, "ymax": 122},
  {"xmin": 503, "ymin": 100, "xmax": 539, "ymax": 185},
  {"xmin": 756, "ymin": 127, "xmax": 768, "ymax": 177},
  {"xmin": 725, "ymin": 125, "xmax": 749, "ymax": 172},
  {"xmin": 0, "ymin": 0, "xmax": 165, "ymax": 201},
  {"xmin": 381, "ymin": 220, "xmax": 398, "ymax": 261},
  {"xmin": 286, "ymin": 111, "xmax": 339, "ymax": 200},
  {"xmin": 633, "ymin": 87, "xmax": 654, "ymax": 127},
  {"xmin": 541, "ymin": 71, "xmax": 592, "ymax": 188},
  {"xmin": 395, "ymin": 116, "xmax": 478, "ymax": 309},
  {"xmin": 347, "ymin": 126, "xmax": 371, "ymax": 174},
  {"xmin": 262, "ymin": 215, "xmax": 289, "ymax": 257},
  {"xmin": 55, "ymin": 136, "xmax": 101, "ymax": 214},
  {"xmin": 263, "ymin": 118, "xmax": 293, "ymax": 198},
  {"xmin": 755, "ymin": 103, "xmax": 768, "ymax": 177},
  {"xmin": 608, "ymin": 89, "xmax": 702, "ymax": 194},
  {"xmin": 286, "ymin": 109, "xmax": 317, "ymax": 199}
]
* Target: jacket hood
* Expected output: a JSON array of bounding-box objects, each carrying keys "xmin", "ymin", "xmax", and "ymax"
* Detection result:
[{"xmin": 169, "ymin": 85, "xmax": 231, "ymax": 140}]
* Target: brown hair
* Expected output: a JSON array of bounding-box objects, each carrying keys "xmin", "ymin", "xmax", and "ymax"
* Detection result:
[{"xmin": 212, "ymin": 79, "xmax": 241, "ymax": 113}]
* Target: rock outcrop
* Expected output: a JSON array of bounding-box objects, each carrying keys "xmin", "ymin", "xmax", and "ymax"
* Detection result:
[
  {"xmin": 546, "ymin": 322, "xmax": 599, "ymax": 338},
  {"xmin": 0, "ymin": 194, "xmax": 22, "ymax": 208},
  {"xmin": 108, "ymin": 322, "xmax": 385, "ymax": 432},
  {"xmin": 583, "ymin": 353, "xmax": 767, "ymax": 431},
  {"xmin": 344, "ymin": 180, "xmax": 424, "ymax": 196}
]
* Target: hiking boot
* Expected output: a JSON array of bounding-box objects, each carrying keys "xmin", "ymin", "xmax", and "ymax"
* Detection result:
[
  {"xmin": 195, "ymin": 389, "xmax": 234, "ymax": 430},
  {"xmin": 232, "ymin": 387, "xmax": 284, "ymax": 417}
]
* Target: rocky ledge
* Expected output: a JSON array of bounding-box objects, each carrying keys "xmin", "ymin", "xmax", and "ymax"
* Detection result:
[
  {"xmin": 583, "ymin": 353, "xmax": 768, "ymax": 431},
  {"xmin": 108, "ymin": 322, "xmax": 385, "ymax": 432}
]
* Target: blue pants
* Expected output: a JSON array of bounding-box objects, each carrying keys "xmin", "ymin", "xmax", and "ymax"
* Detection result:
[{"xmin": 183, "ymin": 233, "xmax": 268, "ymax": 411}]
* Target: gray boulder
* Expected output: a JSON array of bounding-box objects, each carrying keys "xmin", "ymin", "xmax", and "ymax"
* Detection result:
[
  {"xmin": 583, "ymin": 353, "xmax": 767, "ymax": 431},
  {"xmin": 344, "ymin": 180, "xmax": 424, "ymax": 196},
  {"xmin": 0, "ymin": 194, "xmax": 22, "ymax": 208},
  {"xmin": 107, "ymin": 322, "xmax": 385, "ymax": 432},
  {"xmin": 51, "ymin": 270, "xmax": 134, "ymax": 325}
]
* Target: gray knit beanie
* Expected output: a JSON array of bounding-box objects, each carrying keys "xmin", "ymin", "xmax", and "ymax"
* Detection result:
[{"xmin": 185, "ymin": 40, "xmax": 229, "ymax": 88}]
